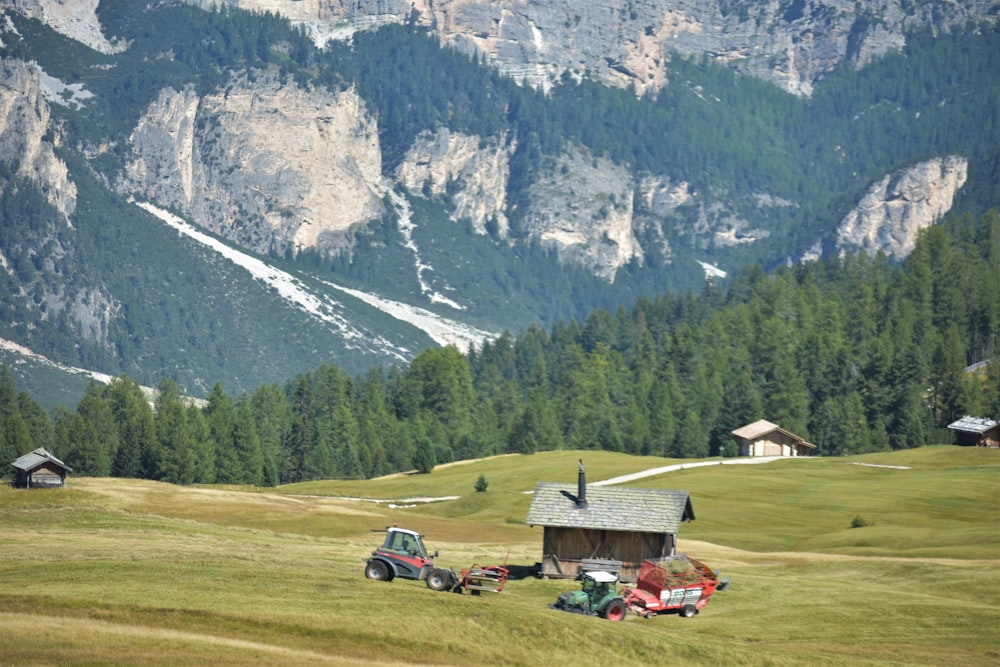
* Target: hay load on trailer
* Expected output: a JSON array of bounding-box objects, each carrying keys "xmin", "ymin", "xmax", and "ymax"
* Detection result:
[{"xmin": 623, "ymin": 555, "xmax": 729, "ymax": 618}]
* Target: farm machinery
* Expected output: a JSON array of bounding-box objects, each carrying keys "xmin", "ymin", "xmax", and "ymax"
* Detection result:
[
  {"xmin": 364, "ymin": 526, "xmax": 509, "ymax": 594},
  {"xmin": 552, "ymin": 555, "xmax": 728, "ymax": 621},
  {"xmin": 551, "ymin": 570, "xmax": 629, "ymax": 620},
  {"xmin": 623, "ymin": 555, "xmax": 729, "ymax": 618}
]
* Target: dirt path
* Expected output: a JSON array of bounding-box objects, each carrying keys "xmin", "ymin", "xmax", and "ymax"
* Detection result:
[{"xmin": 590, "ymin": 455, "xmax": 791, "ymax": 486}]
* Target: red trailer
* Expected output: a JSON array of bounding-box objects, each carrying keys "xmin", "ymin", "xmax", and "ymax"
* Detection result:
[{"xmin": 622, "ymin": 555, "xmax": 729, "ymax": 618}]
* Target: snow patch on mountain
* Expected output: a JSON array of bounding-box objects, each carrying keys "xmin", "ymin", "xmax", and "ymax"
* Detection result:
[
  {"xmin": 385, "ymin": 188, "xmax": 466, "ymax": 311},
  {"xmin": 136, "ymin": 200, "xmax": 495, "ymax": 353},
  {"xmin": 0, "ymin": 336, "xmax": 114, "ymax": 384}
]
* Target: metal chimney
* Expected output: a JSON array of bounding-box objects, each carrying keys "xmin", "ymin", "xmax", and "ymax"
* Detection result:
[{"xmin": 576, "ymin": 459, "xmax": 587, "ymax": 508}]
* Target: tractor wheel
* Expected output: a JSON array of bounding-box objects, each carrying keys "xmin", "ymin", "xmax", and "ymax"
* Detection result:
[
  {"xmin": 680, "ymin": 604, "xmax": 698, "ymax": 618},
  {"xmin": 603, "ymin": 598, "xmax": 628, "ymax": 622},
  {"xmin": 365, "ymin": 560, "xmax": 391, "ymax": 581},
  {"xmin": 426, "ymin": 568, "xmax": 452, "ymax": 591}
]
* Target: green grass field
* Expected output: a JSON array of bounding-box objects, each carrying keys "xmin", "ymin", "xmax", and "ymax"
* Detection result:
[{"xmin": 2, "ymin": 446, "xmax": 998, "ymax": 666}]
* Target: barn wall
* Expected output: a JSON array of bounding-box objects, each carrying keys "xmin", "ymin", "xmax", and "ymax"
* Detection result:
[
  {"xmin": 16, "ymin": 464, "xmax": 67, "ymax": 489},
  {"xmin": 540, "ymin": 527, "xmax": 676, "ymax": 582},
  {"xmin": 955, "ymin": 427, "xmax": 1000, "ymax": 447},
  {"xmin": 740, "ymin": 433, "xmax": 810, "ymax": 456}
]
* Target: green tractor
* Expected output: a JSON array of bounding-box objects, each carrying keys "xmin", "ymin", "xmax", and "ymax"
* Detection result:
[{"xmin": 551, "ymin": 570, "xmax": 628, "ymax": 621}]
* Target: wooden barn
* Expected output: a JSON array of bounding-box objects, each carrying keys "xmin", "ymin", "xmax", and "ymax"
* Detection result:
[
  {"xmin": 731, "ymin": 419, "xmax": 815, "ymax": 457},
  {"xmin": 11, "ymin": 448, "xmax": 72, "ymax": 489},
  {"xmin": 525, "ymin": 464, "xmax": 694, "ymax": 582},
  {"xmin": 947, "ymin": 416, "xmax": 1000, "ymax": 447}
]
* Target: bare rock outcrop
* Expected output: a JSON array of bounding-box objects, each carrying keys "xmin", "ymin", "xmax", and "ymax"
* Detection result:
[
  {"xmin": 0, "ymin": 58, "xmax": 77, "ymax": 219},
  {"xmin": 395, "ymin": 128, "xmax": 513, "ymax": 237},
  {"xmin": 523, "ymin": 145, "xmax": 642, "ymax": 281},
  {"xmin": 220, "ymin": 0, "xmax": 996, "ymax": 96},
  {"xmin": 121, "ymin": 76, "xmax": 386, "ymax": 256},
  {"xmin": 836, "ymin": 156, "xmax": 968, "ymax": 259},
  {"xmin": 5, "ymin": 0, "xmax": 127, "ymax": 54},
  {"xmin": 0, "ymin": 58, "xmax": 114, "ymax": 345}
]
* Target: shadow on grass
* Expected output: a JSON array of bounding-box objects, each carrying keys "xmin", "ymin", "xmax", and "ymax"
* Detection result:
[{"xmin": 506, "ymin": 563, "xmax": 542, "ymax": 580}]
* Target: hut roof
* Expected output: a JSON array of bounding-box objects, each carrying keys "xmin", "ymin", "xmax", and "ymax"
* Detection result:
[
  {"xmin": 731, "ymin": 419, "xmax": 781, "ymax": 439},
  {"xmin": 947, "ymin": 416, "xmax": 998, "ymax": 434},
  {"xmin": 11, "ymin": 447, "xmax": 72, "ymax": 472},
  {"xmin": 526, "ymin": 483, "xmax": 693, "ymax": 533}
]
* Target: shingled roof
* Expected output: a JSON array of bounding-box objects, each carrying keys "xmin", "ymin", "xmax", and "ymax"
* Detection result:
[
  {"xmin": 947, "ymin": 415, "xmax": 998, "ymax": 434},
  {"xmin": 526, "ymin": 483, "xmax": 694, "ymax": 533},
  {"xmin": 11, "ymin": 447, "xmax": 72, "ymax": 472}
]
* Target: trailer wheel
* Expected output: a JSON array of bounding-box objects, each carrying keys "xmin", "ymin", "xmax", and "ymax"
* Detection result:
[
  {"xmin": 603, "ymin": 599, "xmax": 628, "ymax": 622},
  {"xmin": 365, "ymin": 560, "xmax": 391, "ymax": 581},
  {"xmin": 426, "ymin": 568, "xmax": 452, "ymax": 591},
  {"xmin": 680, "ymin": 604, "xmax": 698, "ymax": 618}
]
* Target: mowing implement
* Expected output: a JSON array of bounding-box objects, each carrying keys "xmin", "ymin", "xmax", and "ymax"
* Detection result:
[{"xmin": 427, "ymin": 561, "xmax": 511, "ymax": 594}]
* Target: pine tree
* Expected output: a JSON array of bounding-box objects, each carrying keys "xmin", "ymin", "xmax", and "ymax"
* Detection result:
[
  {"xmin": 107, "ymin": 375, "xmax": 156, "ymax": 479},
  {"xmin": 233, "ymin": 399, "xmax": 264, "ymax": 485},
  {"xmin": 205, "ymin": 383, "xmax": 240, "ymax": 484},
  {"xmin": 413, "ymin": 435, "xmax": 437, "ymax": 474},
  {"xmin": 328, "ymin": 402, "xmax": 362, "ymax": 479},
  {"xmin": 155, "ymin": 378, "xmax": 197, "ymax": 484},
  {"xmin": 74, "ymin": 381, "xmax": 117, "ymax": 476},
  {"xmin": 249, "ymin": 384, "xmax": 290, "ymax": 487},
  {"xmin": 0, "ymin": 365, "xmax": 32, "ymax": 464}
]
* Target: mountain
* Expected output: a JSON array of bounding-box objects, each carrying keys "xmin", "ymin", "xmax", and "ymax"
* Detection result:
[
  {"xmin": 205, "ymin": 0, "xmax": 998, "ymax": 97},
  {"xmin": 1, "ymin": 0, "xmax": 998, "ymax": 405}
]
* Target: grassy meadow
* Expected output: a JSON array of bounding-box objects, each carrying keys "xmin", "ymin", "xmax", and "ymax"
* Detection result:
[{"xmin": 1, "ymin": 446, "xmax": 998, "ymax": 666}]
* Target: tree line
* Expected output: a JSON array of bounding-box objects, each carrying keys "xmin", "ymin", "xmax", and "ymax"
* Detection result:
[{"xmin": 3, "ymin": 210, "xmax": 998, "ymax": 485}]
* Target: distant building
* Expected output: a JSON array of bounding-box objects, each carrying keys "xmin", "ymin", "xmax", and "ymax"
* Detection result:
[
  {"xmin": 731, "ymin": 419, "xmax": 815, "ymax": 457},
  {"xmin": 525, "ymin": 462, "xmax": 694, "ymax": 582},
  {"xmin": 11, "ymin": 448, "xmax": 72, "ymax": 488},
  {"xmin": 946, "ymin": 416, "xmax": 1000, "ymax": 447}
]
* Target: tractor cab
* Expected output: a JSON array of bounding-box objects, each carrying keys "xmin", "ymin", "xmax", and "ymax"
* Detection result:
[
  {"xmin": 581, "ymin": 570, "xmax": 619, "ymax": 607},
  {"xmin": 381, "ymin": 527, "xmax": 432, "ymax": 559}
]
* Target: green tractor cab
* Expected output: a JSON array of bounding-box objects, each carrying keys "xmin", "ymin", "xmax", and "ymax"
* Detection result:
[{"xmin": 551, "ymin": 570, "xmax": 628, "ymax": 621}]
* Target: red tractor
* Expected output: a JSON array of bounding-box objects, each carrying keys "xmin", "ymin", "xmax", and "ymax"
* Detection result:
[
  {"xmin": 364, "ymin": 527, "xmax": 446, "ymax": 587},
  {"xmin": 622, "ymin": 555, "xmax": 729, "ymax": 618},
  {"xmin": 363, "ymin": 526, "xmax": 509, "ymax": 594}
]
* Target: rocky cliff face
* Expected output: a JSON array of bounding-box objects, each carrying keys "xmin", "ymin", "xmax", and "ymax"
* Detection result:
[
  {"xmin": 395, "ymin": 128, "xmax": 514, "ymax": 238},
  {"xmin": 8, "ymin": 0, "xmax": 984, "ymax": 283},
  {"xmin": 522, "ymin": 145, "xmax": 642, "ymax": 281},
  {"xmin": 0, "ymin": 57, "xmax": 114, "ymax": 344},
  {"xmin": 0, "ymin": 58, "xmax": 76, "ymax": 219},
  {"xmin": 121, "ymin": 76, "xmax": 386, "ymax": 257},
  {"xmin": 836, "ymin": 156, "xmax": 969, "ymax": 259},
  {"xmin": 7, "ymin": 0, "xmax": 126, "ymax": 54},
  {"xmin": 226, "ymin": 0, "xmax": 997, "ymax": 97}
]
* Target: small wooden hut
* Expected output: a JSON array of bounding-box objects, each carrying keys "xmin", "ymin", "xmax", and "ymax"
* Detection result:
[
  {"xmin": 11, "ymin": 448, "xmax": 72, "ymax": 488},
  {"xmin": 947, "ymin": 416, "xmax": 1000, "ymax": 447},
  {"xmin": 731, "ymin": 419, "xmax": 815, "ymax": 457},
  {"xmin": 525, "ymin": 463, "xmax": 694, "ymax": 582}
]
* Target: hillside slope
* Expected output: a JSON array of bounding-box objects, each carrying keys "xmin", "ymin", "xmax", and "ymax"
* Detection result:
[
  {"xmin": 1, "ymin": 447, "xmax": 998, "ymax": 666},
  {"xmin": 1, "ymin": 1, "xmax": 999, "ymax": 401}
]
